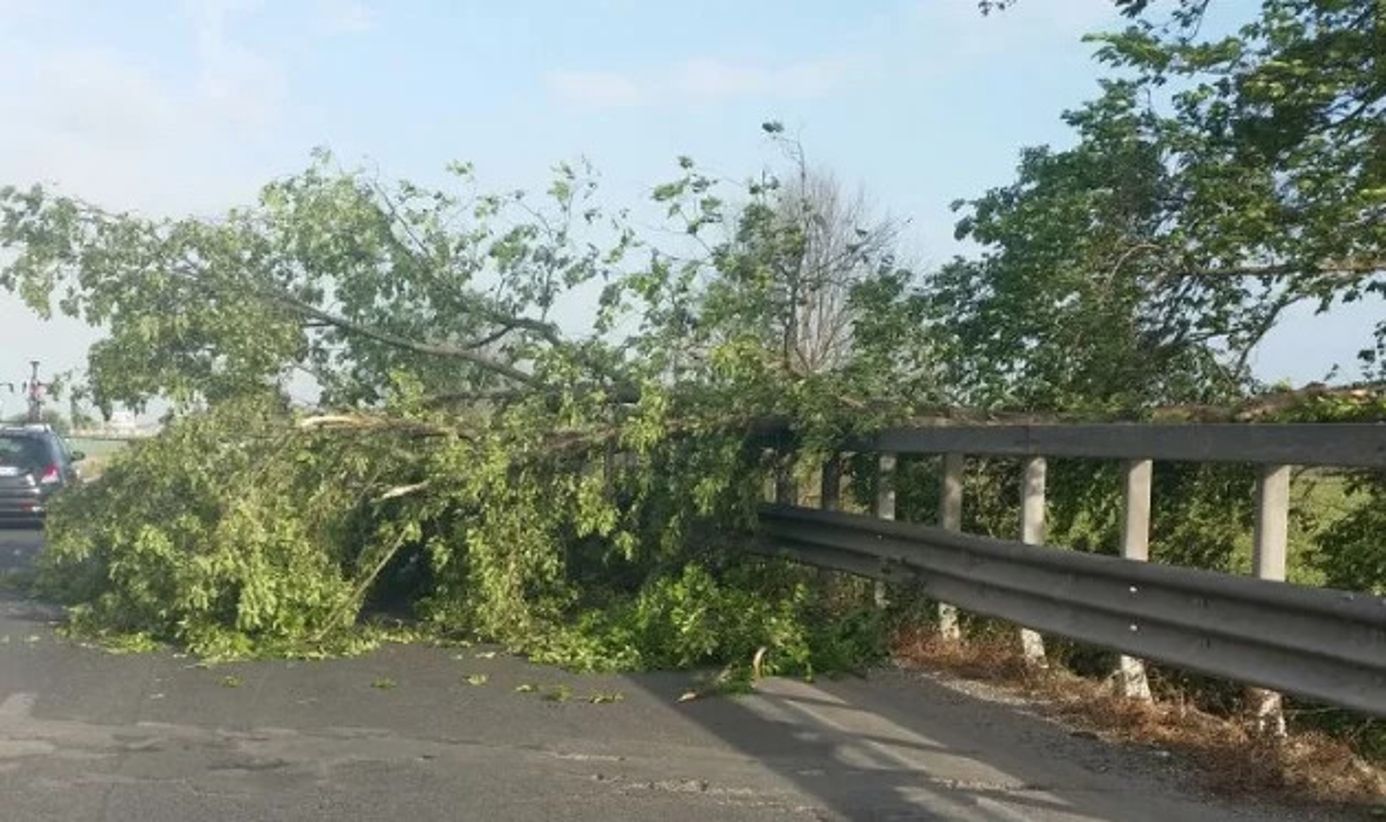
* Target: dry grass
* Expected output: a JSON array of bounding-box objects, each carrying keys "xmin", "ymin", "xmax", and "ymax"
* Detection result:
[{"xmin": 891, "ymin": 625, "xmax": 1386, "ymax": 812}]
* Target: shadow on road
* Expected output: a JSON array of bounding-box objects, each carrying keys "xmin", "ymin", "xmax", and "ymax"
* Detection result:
[
  {"xmin": 623, "ymin": 658, "xmax": 1234, "ymax": 821},
  {"xmin": 0, "ymin": 525, "xmax": 57, "ymax": 626},
  {"xmin": 0, "ymin": 523, "xmax": 43, "ymax": 574}
]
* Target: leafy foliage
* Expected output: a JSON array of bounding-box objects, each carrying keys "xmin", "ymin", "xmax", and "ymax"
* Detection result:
[
  {"xmin": 934, "ymin": 0, "xmax": 1385, "ymax": 411},
  {"xmin": 40, "ymin": 395, "xmax": 379, "ymax": 657}
]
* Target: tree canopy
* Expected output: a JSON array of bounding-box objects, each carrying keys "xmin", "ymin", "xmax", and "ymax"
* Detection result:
[{"xmin": 933, "ymin": 0, "xmax": 1384, "ymax": 412}]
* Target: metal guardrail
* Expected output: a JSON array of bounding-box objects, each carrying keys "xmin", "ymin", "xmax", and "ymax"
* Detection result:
[
  {"xmin": 861, "ymin": 422, "xmax": 1386, "ymax": 468},
  {"xmin": 754, "ymin": 504, "xmax": 1386, "ymax": 717},
  {"xmin": 69, "ymin": 430, "xmax": 156, "ymax": 441},
  {"xmin": 756, "ymin": 421, "xmax": 1386, "ymax": 717}
]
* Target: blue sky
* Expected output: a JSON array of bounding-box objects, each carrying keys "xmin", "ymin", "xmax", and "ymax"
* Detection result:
[{"xmin": 0, "ymin": 0, "xmax": 1375, "ymax": 416}]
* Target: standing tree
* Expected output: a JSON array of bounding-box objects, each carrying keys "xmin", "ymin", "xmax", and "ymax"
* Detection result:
[
  {"xmin": 933, "ymin": 0, "xmax": 1385, "ymax": 412},
  {"xmin": 1091, "ymin": 0, "xmax": 1384, "ymax": 370},
  {"xmin": 643, "ymin": 125, "xmax": 929, "ymax": 414}
]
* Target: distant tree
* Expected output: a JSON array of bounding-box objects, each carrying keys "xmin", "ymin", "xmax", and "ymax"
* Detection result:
[
  {"xmin": 776, "ymin": 169, "xmax": 903, "ymax": 374},
  {"xmin": 640, "ymin": 126, "xmax": 938, "ymax": 409},
  {"xmin": 693, "ymin": 131, "xmax": 905, "ymax": 377},
  {"xmin": 4, "ymin": 409, "xmax": 70, "ymax": 434}
]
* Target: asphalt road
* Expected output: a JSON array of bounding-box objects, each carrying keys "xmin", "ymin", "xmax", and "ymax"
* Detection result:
[{"xmin": 0, "ymin": 526, "xmax": 1324, "ymax": 821}]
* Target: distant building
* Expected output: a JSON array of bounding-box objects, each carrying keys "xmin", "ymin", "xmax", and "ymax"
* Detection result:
[{"xmin": 106, "ymin": 411, "xmax": 138, "ymax": 436}]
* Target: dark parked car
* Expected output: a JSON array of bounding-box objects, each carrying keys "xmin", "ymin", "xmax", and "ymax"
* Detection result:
[{"xmin": 0, "ymin": 425, "xmax": 84, "ymax": 523}]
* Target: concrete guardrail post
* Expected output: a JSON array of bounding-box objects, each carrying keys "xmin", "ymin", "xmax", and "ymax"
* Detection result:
[
  {"xmin": 874, "ymin": 453, "xmax": 897, "ymax": 608},
  {"xmin": 821, "ymin": 454, "xmax": 842, "ymax": 512},
  {"xmin": 818, "ymin": 454, "xmax": 844, "ymax": 590},
  {"xmin": 1019, "ymin": 456, "xmax": 1047, "ymax": 663},
  {"xmin": 1117, "ymin": 458, "xmax": 1153, "ymax": 701},
  {"xmin": 937, "ymin": 453, "xmax": 964, "ymax": 640},
  {"xmin": 1251, "ymin": 463, "xmax": 1291, "ymax": 736},
  {"xmin": 774, "ymin": 450, "xmax": 799, "ymax": 506}
]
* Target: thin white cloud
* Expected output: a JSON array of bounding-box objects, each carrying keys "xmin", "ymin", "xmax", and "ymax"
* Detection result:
[
  {"xmin": 547, "ymin": 70, "xmax": 644, "ymax": 108},
  {"xmin": 316, "ymin": 0, "xmax": 374, "ymax": 35},
  {"xmin": 191, "ymin": 0, "xmax": 286, "ymax": 128},
  {"xmin": 675, "ymin": 57, "xmax": 850, "ymax": 100},
  {"xmin": 0, "ymin": 2, "xmax": 288, "ymax": 214},
  {"xmin": 911, "ymin": 0, "xmax": 1121, "ymax": 60},
  {"xmin": 546, "ymin": 56, "xmax": 854, "ymax": 109},
  {"xmin": 26, "ymin": 50, "xmax": 178, "ymax": 149},
  {"xmin": 0, "ymin": 0, "xmax": 303, "ymax": 410}
]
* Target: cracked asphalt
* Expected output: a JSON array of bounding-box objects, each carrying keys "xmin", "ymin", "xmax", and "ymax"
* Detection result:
[{"xmin": 0, "ymin": 526, "xmax": 1327, "ymax": 821}]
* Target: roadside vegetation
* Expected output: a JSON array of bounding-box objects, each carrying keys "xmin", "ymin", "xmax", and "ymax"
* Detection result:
[{"xmin": 1, "ymin": 0, "xmax": 1382, "ymax": 781}]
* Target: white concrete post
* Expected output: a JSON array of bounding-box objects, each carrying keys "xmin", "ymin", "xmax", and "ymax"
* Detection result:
[
  {"xmin": 937, "ymin": 453, "xmax": 964, "ymax": 640},
  {"xmin": 814, "ymin": 454, "xmax": 843, "ymax": 590},
  {"xmin": 874, "ymin": 453, "xmax": 897, "ymax": 609},
  {"xmin": 774, "ymin": 451, "xmax": 799, "ymax": 506},
  {"xmin": 1250, "ymin": 463, "xmax": 1291, "ymax": 736},
  {"xmin": 821, "ymin": 454, "xmax": 842, "ymax": 512},
  {"xmin": 1117, "ymin": 459, "xmax": 1153, "ymax": 701},
  {"xmin": 1019, "ymin": 456, "xmax": 1047, "ymax": 663}
]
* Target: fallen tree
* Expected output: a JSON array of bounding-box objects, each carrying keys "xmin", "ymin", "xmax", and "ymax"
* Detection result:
[{"xmin": 1, "ymin": 145, "xmax": 925, "ymax": 672}]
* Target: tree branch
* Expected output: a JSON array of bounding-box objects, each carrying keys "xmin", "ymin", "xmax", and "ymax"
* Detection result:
[
  {"xmin": 1165, "ymin": 259, "xmax": 1385, "ymax": 281},
  {"xmin": 166, "ymin": 259, "xmax": 543, "ymax": 387},
  {"xmin": 266, "ymin": 289, "xmax": 542, "ymax": 385}
]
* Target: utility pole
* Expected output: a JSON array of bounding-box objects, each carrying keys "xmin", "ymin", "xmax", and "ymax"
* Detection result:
[{"xmin": 22, "ymin": 361, "xmax": 53, "ymax": 424}]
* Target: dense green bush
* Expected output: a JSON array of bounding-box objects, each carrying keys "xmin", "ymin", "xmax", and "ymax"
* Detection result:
[
  {"xmin": 41, "ymin": 396, "xmax": 394, "ymax": 656},
  {"xmin": 1313, "ymin": 486, "xmax": 1386, "ymax": 596}
]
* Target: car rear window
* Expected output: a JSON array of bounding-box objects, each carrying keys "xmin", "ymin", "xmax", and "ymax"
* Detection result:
[{"xmin": 0, "ymin": 435, "xmax": 50, "ymax": 471}]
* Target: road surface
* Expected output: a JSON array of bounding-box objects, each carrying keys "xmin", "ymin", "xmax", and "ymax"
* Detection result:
[{"xmin": 0, "ymin": 526, "xmax": 1321, "ymax": 821}]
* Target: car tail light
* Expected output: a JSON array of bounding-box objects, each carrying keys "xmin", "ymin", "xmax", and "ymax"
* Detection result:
[{"xmin": 38, "ymin": 464, "xmax": 61, "ymax": 485}]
